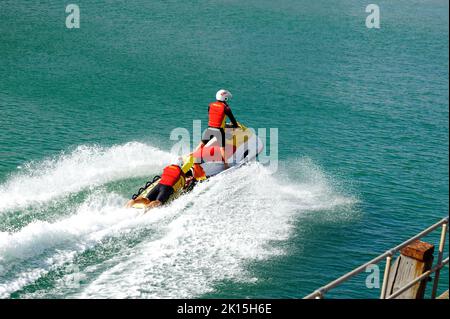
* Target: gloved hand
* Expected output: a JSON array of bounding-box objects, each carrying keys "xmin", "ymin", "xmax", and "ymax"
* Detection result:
[{"xmin": 237, "ymin": 122, "xmax": 247, "ymax": 131}]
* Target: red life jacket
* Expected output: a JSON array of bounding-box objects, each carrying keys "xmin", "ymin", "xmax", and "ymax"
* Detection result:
[
  {"xmin": 159, "ymin": 165, "xmax": 183, "ymax": 188},
  {"xmin": 192, "ymin": 164, "xmax": 206, "ymax": 180},
  {"xmin": 208, "ymin": 101, "xmax": 226, "ymax": 128}
]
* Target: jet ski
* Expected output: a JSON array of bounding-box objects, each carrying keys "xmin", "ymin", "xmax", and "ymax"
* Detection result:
[
  {"xmin": 129, "ymin": 123, "xmax": 264, "ymax": 209},
  {"xmin": 195, "ymin": 123, "xmax": 264, "ymax": 176}
]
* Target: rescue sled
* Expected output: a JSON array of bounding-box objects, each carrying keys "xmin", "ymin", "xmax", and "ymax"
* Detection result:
[{"xmin": 129, "ymin": 123, "xmax": 263, "ymax": 209}]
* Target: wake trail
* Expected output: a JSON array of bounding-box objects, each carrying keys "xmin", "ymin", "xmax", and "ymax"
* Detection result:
[
  {"xmin": 0, "ymin": 145, "xmax": 357, "ymax": 298},
  {"xmin": 0, "ymin": 190, "xmax": 181, "ymax": 298},
  {"xmin": 40, "ymin": 162, "xmax": 357, "ymax": 298},
  {"xmin": 0, "ymin": 142, "xmax": 174, "ymax": 213}
]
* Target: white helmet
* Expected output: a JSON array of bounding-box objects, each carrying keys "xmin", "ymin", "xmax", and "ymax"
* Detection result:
[{"xmin": 216, "ymin": 89, "xmax": 232, "ymax": 102}]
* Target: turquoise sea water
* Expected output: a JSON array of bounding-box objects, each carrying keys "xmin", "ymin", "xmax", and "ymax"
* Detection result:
[{"xmin": 0, "ymin": 0, "xmax": 448, "ymax": 298}]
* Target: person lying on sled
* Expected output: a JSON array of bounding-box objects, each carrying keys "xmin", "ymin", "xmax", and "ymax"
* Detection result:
[
  {"xmin": 126, "ymin": 156, "xmax": 207, "ymax": 209},
  {"xmin": 126, "ymin": 160, "xmax": 193, "ymax": 209}
]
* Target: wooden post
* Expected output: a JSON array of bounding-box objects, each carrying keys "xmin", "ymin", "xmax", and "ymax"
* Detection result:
[{"xmin": 386, "ymin": 240, "xmax": 435, "ymax": 299}]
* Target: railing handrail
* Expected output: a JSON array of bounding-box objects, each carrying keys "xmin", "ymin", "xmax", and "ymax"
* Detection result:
[{"xmin": 304, "ymin": 216, "xmax": 449, "ymax": 299}]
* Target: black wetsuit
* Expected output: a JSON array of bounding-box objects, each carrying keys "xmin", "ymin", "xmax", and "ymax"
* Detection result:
[{"xmin": 145, "ymin": 183, "xmax": 174, "ymax": 203}]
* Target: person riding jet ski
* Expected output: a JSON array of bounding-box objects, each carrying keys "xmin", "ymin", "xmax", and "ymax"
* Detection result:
[
  {"xmin": 126, "ymin": 159, "xmax": 194, "ymax": 209},
  {"xmin": 194, "ymin": 89, "xmax": 239, "ymax": 169}
]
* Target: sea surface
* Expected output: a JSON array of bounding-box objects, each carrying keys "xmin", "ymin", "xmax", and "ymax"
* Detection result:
[{"xmin": 0, "ymin": 0, "xmax": 448, "ymax": 298}]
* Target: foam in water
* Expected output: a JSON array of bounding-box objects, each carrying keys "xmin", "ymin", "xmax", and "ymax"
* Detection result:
[
  {"xmin": 0, "ymin": 191, "xmax": 172, "ymax": 298},
  {"xmin": 0, "ymin": 142, "xmax": 357, "ymax": 299},
  {"xmin": 78, "ymin": 162, "xmax": 355, "ymax": 298},
  {"xmin": 0, "ymin": 142, "xmax": 174, "ymax": 213}
]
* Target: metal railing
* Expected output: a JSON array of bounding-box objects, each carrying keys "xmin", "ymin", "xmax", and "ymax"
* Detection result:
[{"xmin": 304, "ymin": 216, "xmax": 449, "ymax": 299}]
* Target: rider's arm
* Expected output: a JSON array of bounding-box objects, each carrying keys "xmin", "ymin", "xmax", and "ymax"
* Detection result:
[{"xmin": 224, "ymin": 105, "xmax": 239, "ymax": 128}]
